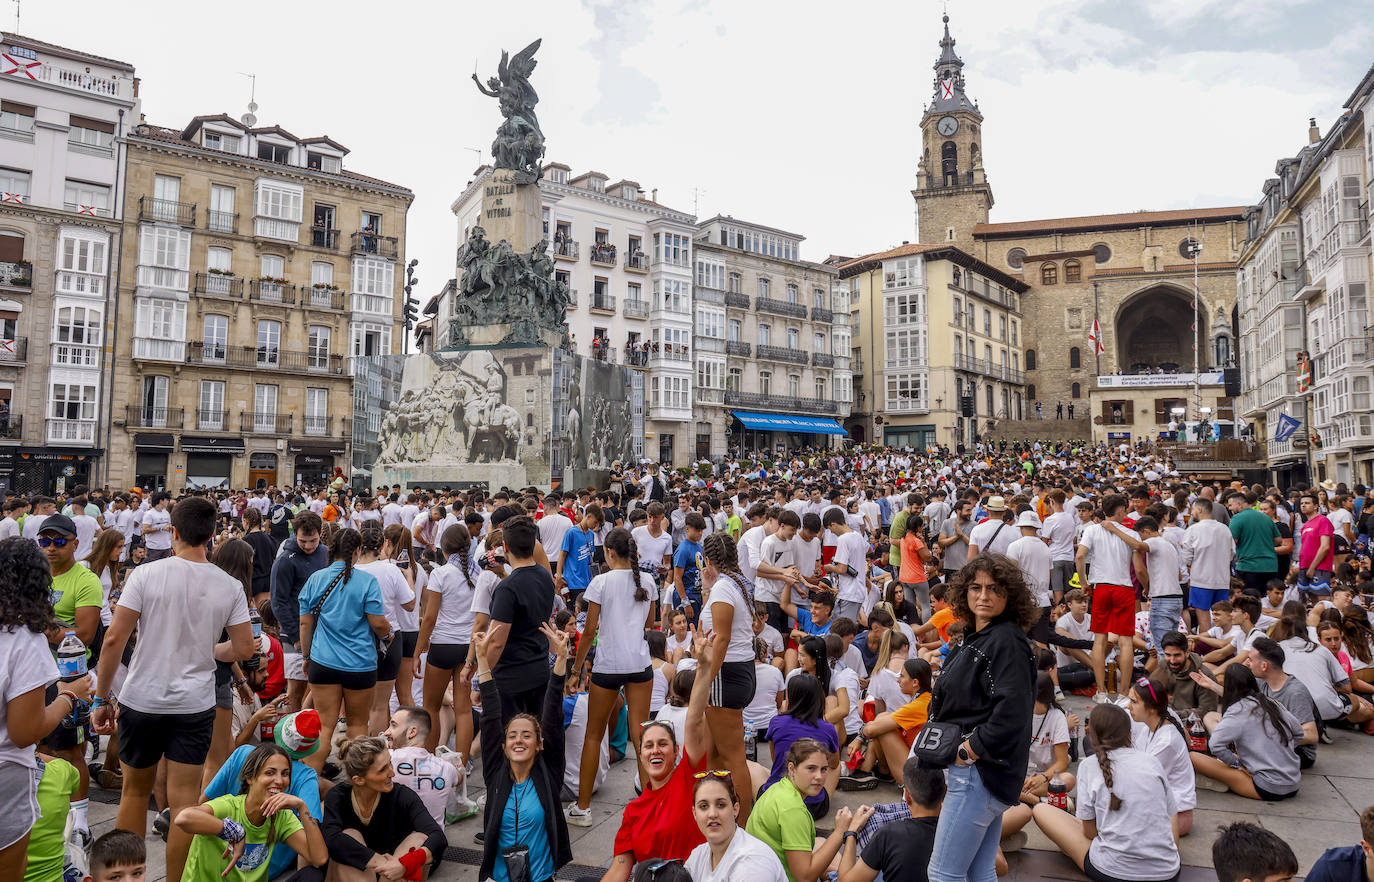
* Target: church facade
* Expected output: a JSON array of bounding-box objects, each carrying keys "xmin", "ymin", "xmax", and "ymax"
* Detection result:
[{"xmin": 910, "ymin": 16, "xmax": 1245, "ymax": 444}]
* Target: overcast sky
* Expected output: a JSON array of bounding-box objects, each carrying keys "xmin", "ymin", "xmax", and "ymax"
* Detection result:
[{"xmin": 21, "ymin": 0, "xmax": 1374, "ymax": 294}]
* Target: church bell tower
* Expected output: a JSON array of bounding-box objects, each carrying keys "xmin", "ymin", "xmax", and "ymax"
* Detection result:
[{"xmin": 913, "ymin": 15, "xmax": 993, "ymax": 252}]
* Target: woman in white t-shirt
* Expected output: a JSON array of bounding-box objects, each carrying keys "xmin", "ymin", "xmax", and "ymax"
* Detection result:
[
  {"xmin": 1002, "ymin": 672, "xmax": 1077, "ymax": 847},
  {"xmin": 1032, "ymin": 703, "xmax": 1181, "ymax": 882},
  {"xmin": 1126, "ymin": 674, "xmax": 1196, "ymax": 835},
  {"xmin": 567, "ymin": 527, "xmax": 656, "ymax": 825},
  {"xmin": 646, "ymin": 630, "xmax": 677, "ymax": 716},
  {"xmin": 415, "ymin": 524, "xmax": 479, "ymax": 761},
  {"xmin": 0, "ymin": 537, "xmax": 91, "ymax": 876},
  {"xmin": 86, "ymin": 528, "xmax": 126, "ymax": 627},
  {"xmin": 383, "ymin": 523, "xmax": 422, "ymax": 708},
  {"xmin": 357, "ymin": 522, "xmax": 416, "ymax": 736},
  {"xmin": 685, "ymin": 772, "xmax": 788, "ymax": 882}
]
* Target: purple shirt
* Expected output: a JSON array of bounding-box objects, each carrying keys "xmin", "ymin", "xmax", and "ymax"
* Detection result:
[{"xmin": 764, "ymin": 714, "xmax": 839, "ymax": 805}]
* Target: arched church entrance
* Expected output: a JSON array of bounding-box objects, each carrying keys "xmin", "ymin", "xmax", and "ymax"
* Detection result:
[{"xmin": 1113, "ymin": 285, "xmax": 1207, "ymax": 373}]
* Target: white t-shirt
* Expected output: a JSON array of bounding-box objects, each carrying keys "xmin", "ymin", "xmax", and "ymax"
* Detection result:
[
  {"xmin": 1027, "ymin": 707, "xmax": 1070, "ymax": 775},
  {"xmin": 1142, "ymin": 536, "xmax": 1182, "ymax": 598},
  {"xmin": 357, "ymin": 560, "xmax": 414, "ymax": 633},
  {"xmin": 1079, "ymin": 522, "xmax": 1139, "ymax": 587},
  {"xmin": 1182, "ymin": 520, "xmax": 1234, "ymax": 591},
  {"xmin": 832, "ymin": 665, "xmax": 864, "ymax": 736},
  {"xmin": 1076, "ymin": 747, "xmax": 1180, "ymax": 880},
  {"xmin": 838, "ymin": 643, "xmax": 868, "ymax": 679},
  {"xmin": 1054, "ymin": 612, "xmax": 1092, "ymax": 668},
  {"xmin": 71, "ymin": 514, "xmax": 99, "ymax": 562},
  {"xmin": 584, "ymin": 569, "xmax": 654, "ymax": 674},
  {"xmin": 391, "ymin": 745, "xmax": 460, "ymax": 829},
  {"xmin": 1130, "ymin": 719, "xmax": 1197, "ymax": 812},
  {"xmin": 116, "ymin": 557, "xmax": 251, "ymax": 714},
  {"xmin": 1279, "ymin": 636, "xmax": 1350, "ymax": 720},
  {"xmin": 0, "ymin": 627, "xmax": 59, "ymax": 768},
  {"xmin": 704, "ymin": 575, "xmax": 756, "ymax": 663},
  {"xmin": 141, "ymin": 508, "xmax": 172, "ymax": 550},
  {"xmin": 740, "ymin": 525, "xmax": 768, "ymax": 584},
  {"xmin": 1042, "ymin": 511, "xmax": 1077, "ymax": 562},
  {"xmin": 563, "ymin": 692, "xmax": 610, "ymax": 795},
  {"xmin": 396, "ymin": 567, "xmax": 423, "ymax": 632},
  {"xmin": 381, "ymin": 502, "xmax": 405, "ymax": 527},
  {"xmin": 685, "ymin": 827, "xmax": 787, "ymax": 882},
  {"xmin": 426, "ymin": 559, "xmax": 479, "ymax": 644},
  {"xmin": 969, "ymin": 518, "xmax": 1015, "ymax": 557},
  {"xmin": 1007, "ymin": 535, "xmax": 1051, "ymax": 608},
  {"xmin": 832, "ymin": 531, "xmax": 869, "ymax": 603},
  {"xmin": 0, "ymin": 517, "xmax": 19, "ymax": 541},
  {"xmin": 756, "ymin": 624, "xmax": 784, "ymax": 658},
  {"xmin": 108, "ymin": 508, "xmax": 138, "ymax": 561},
  {"xmin": 743, "ymin": 662, "xmax": 786, "ymax": 731},
  {"xmin": 631, "ymin": 526, "xmax": 673, "ymax": 581},
  {"xmin": 471, "ymin": 569, "xmax": 498, "ymax": 619},
  {"xmin": 754, "ymin": 533, "xmax": 796, "ymax": 605},
  {"xmin": 868, "ymin": 666, "xmax": 905, "ymax": 713},
  {"xmin": 792, "ymin": 535, "xmax": 821, "ymax": 590},
  {"xmin": 537, "ymin": 513, "xmax": 574, "ymax": 559},
  {"xmin": 1329, "ymin": 507, "xmax": 1354, "ymax": 539}
]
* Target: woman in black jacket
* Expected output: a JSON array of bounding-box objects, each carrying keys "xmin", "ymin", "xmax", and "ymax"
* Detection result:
[
  {"xmin": 475, "ymin": 621, "xmax": 572, "ymax": 882},
  {"xmin": 927, "ymin": 554, "xmax": 1038, "ymax": 882}
]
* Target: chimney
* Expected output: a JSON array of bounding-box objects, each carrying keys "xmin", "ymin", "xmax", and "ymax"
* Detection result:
[
  {"xmin": 902, "ymin": 240, "xmax": 910, "ymax": 245},
  {"xmin": 1308, "ymin": 117, "xmax": 1321, "ymax": 144},
  {"xmin": 651, "ymin": 188, "xmax": 658, "ymax": 202}
]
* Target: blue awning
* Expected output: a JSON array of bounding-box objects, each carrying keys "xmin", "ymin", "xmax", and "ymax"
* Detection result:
[{"xmin": 730, "ymin": 411, "xmax": 847, "ymax": 435}]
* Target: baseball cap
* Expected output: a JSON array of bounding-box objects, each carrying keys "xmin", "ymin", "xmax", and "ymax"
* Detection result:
[
  {"xmin": 37, "ymin": 514, "xmax": 78, "ymax": 537},
  {"xmin": 275, "ymin": 709, "xmax": 322, "ymax": 760}
]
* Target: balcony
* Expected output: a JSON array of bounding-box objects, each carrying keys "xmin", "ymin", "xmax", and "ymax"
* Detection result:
[
  {"xmin": 565, "ymin": 288, "xmax": 578, "ymax": 308},
  {"xmin": 187, "ymin": 341, "xmax": 346, "ymax": 375},
  {"xmin": 52, "ymin": 342, "xmax": 100, "ymax": 367},
  {"xmin": 196, "ymin": 409, "xmax": 230, "ymax": 432},
  {"xmin": 350, "ymin": 231, "xmax": 398, "ymax": 260},
  {"xmin": 951, "ymin": 276, "xmax": 1019, "ymax": 312},
  {"xmin": 47, "ymin": 418, "xmax": 96, "ymax": 445},
  {"xmin": 0, "ymin": 260, "xmax": 33, "ymax": 289},
  {"xmin": 954, "ymin": 352, "xmax": 1026, "ymax": 385},
  {"xmin": 552, "ymin": 239, "xmax": 579, "ymax": 261},
  {"xmin": 625, "ymin": 251, "xmax": 650, "ymax": 272},
  {"xmin": 303, "ymin": 415, "xmax": 334, "ymax": 436},
  {"xmin": 695, "ymin": 336, "xmax": 726, "ymax": 354},
  {"xmin": 310, "ymin": 226, "xmax": 340, "ymax": 249},
  {"xmin": 811, "ymin": 307, "xmax": 834, "ymax": 323},
  {"xmin": 649, "ymin": 345, "xmax": 691, "ymax": 365},
  {"xmin": 139, "ymin": 196, "xmax": 196, "ymax": 227},
  {"xmin": 0, "ymin": 336, "xmax": 28, "ymax": 362},
  {"xmin": 195, "ymin": 272, "xmax": 243, "ymax": 299},
  {"xmin": 695, "ymin": 287, "xmax": 725, "ymax": 305},
  {"xmin": 0, "ymin": 414, "xmax": 22, "ymax": 441},
  {"xmin": 623, "ymin": 348, "xmax": 649, "ymax": 368},
  {"xmin": 207, "ymin": 210, "xmax": 238, "ymax": 234},
  {"xmin": 623, "ymin": 299, "xmax": 649, "ymax": 318},
  {"xmin": 253, "ymin": 217, "xmax": 299, "ymax": 241},
  {"xmin": 36, "ymin": 61, "xmax": 133, "ymax": 99},
  {"xmin": 589, "ymin": 292, "xmax": 617, "ymax": 314},
  {"xmin": 125, "ymin": 405, "xmax": 184, "ymax": 429},
  {"xmin": 725, "ymin": 341, "xmax": 751, "ymax": 357},
  {"xmin": 589, "ymin": 346, "xmax": 617, "ymax": 365},
  {"xmin": 813, "ymin": 353, "xmax": 834, "ymax": 367},
  {"xmin": 243, "ymin": 412, "xmax": 294, "ymax": 435},
  {"xmin": 887, "ymin": 397, "xmax": 929, "ymax": 414},
  {"xmin": 130, "ymin": 337, "xmax": 183, "ymax": 362},
  {"xmin": 588, "ymin": 243, "xmax": 617, "ymax": 267},
  {"xmin": 63, "ymin": 201, "xmax": 111, "ymax": 218},
  {"xmin": 755, "ymin": 297, "xmax": 808, "ymax": 319},
  {"xmin": 136, "ymin": 265, "xmax": 188, "ymax": 291},
  {"xmin": 725, "ymin": 292, "xmax": 750, "ymax": 309},
  {"xmin": 250, "ymin": 279, "xmax": 297, "ymax": 305},
  {"xmin": 756, "ymin": 344, "xmax": 809, "ymax": 365},
  {"xmin": 725, "ymin": 390, "xmax": 839, "ymax": 415},
  {"xmin": 304, "ymin": 286, "xmax": 346, "ymax": 311},
  {"xmin": 696, "ymin": 387, "xmax": 726, "ymax": 405}
]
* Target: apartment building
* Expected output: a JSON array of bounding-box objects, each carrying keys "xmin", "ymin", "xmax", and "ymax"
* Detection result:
[
  {"xmin": 0, "ymin": 32, "xmax": 138, "ymax": 494},
  {"xmin": 444, "ymin": 163, "xmax": 695, "ymax": 465},
  {"xmin": 110, "ymin": 114, "xmax": 412, "ymax": 491},
  {"xmin": 692, "ymin": 216, "xmax": 849, "ymax": 457},
  {"xmin": 842, "ymin": 243, "xmax": 1027, "ymax": 450}
]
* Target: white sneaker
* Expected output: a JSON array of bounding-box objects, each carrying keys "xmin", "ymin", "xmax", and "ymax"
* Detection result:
[
  {"xmin": 1053, "ymin": 689, "xmax": 1066, "ymax": 703},
  {"xmin": 1000, "ymin": 831, "xmax": 1029, "ymax": 853},
  {"xmin": 1092, "ymin": 692, "xmax": 1111, "ymax": 704},
  {"xmin": 565, "ymin": 805, "xmax": 593, "ymax": 827}
]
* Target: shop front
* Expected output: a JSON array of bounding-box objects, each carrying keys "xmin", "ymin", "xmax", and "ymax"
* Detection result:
[
  {"xmin": 11, "ymin": 448, "xmax": 101, "ymax": 496},
  {"xmin": 0, "ymin": 447, "xmax": 13, "ymax": 496},
  {"xmin": 727, "ymin": 411, "xmax": 847, "ymax": 454},
  {"xmin": 289, "ymin": 440, "xmax": 347, "ymax": 489},
  {"xmin": 882, "ymin": 423, "xmax": 936, "ymax": 450},
  {"xmin": 134, "ymin": 433, "xmax": 174, "ymax": 492},
  {"xmin": 248, "ymin": 452, "xmax": 278, "ymax": 490},
  {"xmin": 180, "ymin": 436, "xmax": 243, "ymax": 490}
]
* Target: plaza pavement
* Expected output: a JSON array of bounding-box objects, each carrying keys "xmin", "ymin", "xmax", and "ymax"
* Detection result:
[{"xmin": 89, "ymin": 693, "xmax": 1370, "ymax": 881}]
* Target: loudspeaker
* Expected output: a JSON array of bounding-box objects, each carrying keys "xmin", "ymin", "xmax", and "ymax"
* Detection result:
[
  {"xmin": 960, "ymin": 395, "xmax": 974, "ymax": 417},
  {"xmin": 1223, "ymin": 367, "xmax": 1241, "ymax": 398}
]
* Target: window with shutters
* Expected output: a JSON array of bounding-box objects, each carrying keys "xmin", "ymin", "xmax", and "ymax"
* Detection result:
[{"xmin": 1103, "ymin": 399, "xmax": 1133, "ymax": 424}]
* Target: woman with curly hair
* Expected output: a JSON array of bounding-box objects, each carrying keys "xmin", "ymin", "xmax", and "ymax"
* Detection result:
[
  {"xmin": 927, "ymin": 553, "xmax": 1038, "ymax": 882},
  {"xmin": 699, "ymin": 532, "xmax": 760, "ymax": 823},
  {"xmin": 0, "ymin": 537, "xmax": 93, "ymax": 878}
]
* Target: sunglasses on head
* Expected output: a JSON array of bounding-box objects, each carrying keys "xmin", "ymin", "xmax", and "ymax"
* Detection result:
[
  {"xmin": 645, "ymin": 859, "xmax": 682, "ymax": 879},
  {"xmin": 37, "ymin": 536, "xmax": 72, "ymax": 548},
  {"xmin": 693, "ymin": 769, "xmax": 732, "ymax": 780}
]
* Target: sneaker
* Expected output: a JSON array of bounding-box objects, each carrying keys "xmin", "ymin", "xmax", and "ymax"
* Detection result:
[
  {"xmin": 68, "ymin": 826, "xmax": 92, "ymax": 854},
  {"xmin": 838, "ymin": 771, "xmax": 878, "ymax": 791},
  {"xmin": 1092, "ymin": 692, "xmax": 1112, "ymax": 704},
  {"xmin": 565, "ymin": 805, "xmax": 594, "ymax": 827},
  {"xmin": 1319, "ymin": 729, "xmax": 1333, "ymax": 745},
  {"xmin": 152, "ymin": 808, "xmax": 171, "ymax": 841},
  {"xmin": 473, "ymin": 831, "xmax": 485, "ymax": 844},
  {"xmin": 1196, "ymin": 776, "xmax": 1230, "ymax": 792},
  {"xmin": 97, "ymin": 767, "xmax": 124, "ymax": 790},
  {"xmin": 1053, "ymin": 689, "xmax": 1066, "ymax": 703},
  {"xmin": 1000, "ymin": 831, "xmax": 1029, "ymax": 853},
  {"xmin": 872, "ymin": 768, "xmax": 895, "ymax": 785}
]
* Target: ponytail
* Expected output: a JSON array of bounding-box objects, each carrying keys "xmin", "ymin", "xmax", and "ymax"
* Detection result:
[
  {"xmin": 440, "ymin": 524, "xmax": 475, "ymax": 591},
  {"xmin": 1087, "ymin": 703, "xmax": 1132, "ymax": 811},
  {"xmin": 358, "ymin": 520, "xmax": 385, "ymax": 555},
  {"xmin": 604, "ymin": 527, "xmax": 646, "ymax": 601},
  {"xmin": 1095, "ymin": 742, "xmax": 1122, "ymax": 811}
]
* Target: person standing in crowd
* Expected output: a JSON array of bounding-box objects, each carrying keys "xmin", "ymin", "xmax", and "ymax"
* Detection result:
[
  {"xmin": 1228, "ymin": 491, "xmax": 1279, "ymax": 597},
  {"xmin": 416, "ymin": 524, "xmax": 481, "ymax": 760},
  {"xmin": 485, "ymin": 515, "xmax": 557, "ymax": 719},
  {"xmin": 355, "ymin": 521, "xmax": 416, "ymax": 736},
  {"xmin": 1297, "ymin": 492, "xmax": 1336, "ymax": 594},
  {"xmin": 1076, "ymin": 495, "xmax": 1139, "ymax": 701},
  {"xmin": 241, "ymin": 509, "xmax": 277, "ymax": 606},
  {"xmin": 824, "ymin": 509, "xmax": 868, "ymax": 623},
  {"xmin": 937, "ymin": 499, "xmax": 974, "ymax": 585},
  {"xmin": 927, "ymin": 554, "xmax": 1038, "ymax": 882},
  {"xmin": 270, "ymin": 511, "xmax": 328, "ymax": 714},
  {"xmin": 1042, "ymin": 490, "xmax": 1077, "ymax": 604},
  {"xmin": 139, "ymin": 492, "xmax": 174, "ymax": 561},
  {"xmin": 1100, "ymin": 515, "xmax": 1184, "ymax": 652}
]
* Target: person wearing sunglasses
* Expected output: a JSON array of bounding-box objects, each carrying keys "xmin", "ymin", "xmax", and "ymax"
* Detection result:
[{"xmin": 685, "ymin": 770, "xmax": 786, "ymax": 882}]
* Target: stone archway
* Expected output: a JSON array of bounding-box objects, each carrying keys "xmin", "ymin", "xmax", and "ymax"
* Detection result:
[{"xmin": 1112, "ymin": 284, "xmax": 1207, "ymax": 373}]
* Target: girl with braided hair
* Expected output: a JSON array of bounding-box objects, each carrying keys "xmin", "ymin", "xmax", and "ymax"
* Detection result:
[
  {"xmin": 416, "ymin": 524, "xmax": 479, "ymax": 756},
  {"xmin": 357, "ymin": 521, "xmax": 416, "ymax": 735},
  {"xmin": 299, "ymin": 527, "xmax": 389, "ymax": 747},
  {"xmin": 1032, "ymin": 703, "xmax": 1181, "ymax": 882},
  {"xmin": 383, "ymin": 522, "xmax": 422, "ymax": 708},
  {"xmin": 698, "ymin": 531, "xmax": 760, "ymax": 822}
]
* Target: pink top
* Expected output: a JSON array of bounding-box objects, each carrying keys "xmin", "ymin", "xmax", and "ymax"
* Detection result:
[{"xmin": 1298, "ymin": 515, "xmax": 1335, "ymax": 572}]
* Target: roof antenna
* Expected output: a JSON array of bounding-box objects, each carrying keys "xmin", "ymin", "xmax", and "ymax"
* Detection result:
[
  {"xmin": 238, "ymin": 72, "xmax": 258, "ymax": 127},
  {"xmin": 692, "ymin": 186, "xmax": 707, "ymax": 217},
  {"xmin": 13, "ymin": 0, "xmax": 19, "ymax": 32}
]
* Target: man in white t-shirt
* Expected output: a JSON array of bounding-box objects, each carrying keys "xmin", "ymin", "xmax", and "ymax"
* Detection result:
[
  {"xmin": 385, "ymin": 706, "xmax": 470, "ymax": 827},
  {"xmin": 738, "ymin": 503, "xmax": 773, "ymax": 586},
  {"xmin": 92, "ymin": 495, "xmax": 254, "ymax": 852},
  {"xmin": 1007, "ymin": 510, "xmax": 1051, "ymax": 610},
  {"xmin": 1075, "ymin": 494, "xmax": 1139, "ymax": 701},
  {"xmin": 756, "ymin": 510, "xmax": 802, "ymax": 633},
  {"xmin": 1101, "ymin": 515, "xmax": 1185, "ymax": 652},
  {"xmin": 1041, "ymin": 489, "xmax": 1077, "ymax": 603},
  {"xmin": 824, "ymin": 508, "xmax": 869, "ymax": 622},
  {"xmin": 20, "ymin": 496, "xmax": 55, "ymax": 541},
  {"xmin": 140, "ymin": 492, "xmax": 174, "ymax": 560},
  {"xmin": 67, "ymin": 495, "xmax": 100, "ymax": 563},
  {"xmin": 967, "ymin": 497, "xmax": 1014, "ymax": 557},
  {"xmin": 538, "ymin": 507, "xmax": 574, "ymax": 559},
  {"xmin": 380, "ymin": 493, "xmax": 406, "ymax": 527}
]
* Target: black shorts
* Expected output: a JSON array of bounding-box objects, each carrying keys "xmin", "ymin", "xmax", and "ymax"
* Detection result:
[
  {"xmin": 710, "ymin": 660, "xmax": 756, "ymax": 710},
  {"xmin": 117, "ymin": 705, "xmax": 216, "ymax": 769},
  {"xmin": 427, "ymin": 642, "xmax": 470, "ymax": 671},
  {"xmin": 590, "ymin": 667, "xmax": 653, "ymax": 690},
  {"xmin": 1254, "ymin": 782, "xmax": 1298, "ymax": 801},
  {"xmin": 1084, "ymin": 849, "xmax": 1178, "ymax": 882},
  {"xmin": 41, "ymin": 683, "xmax": 86, "ymax": 751},
  {"xmin": 400, "ymin": 630, "xmax": 419, "ymax": 657},
  {"xmin": 376, "ymin": 634, "xmax": 402, "ymax": 681},
  {"xmin": 307, "ymin": 660, "xmax": 378, "ymax": 691}
]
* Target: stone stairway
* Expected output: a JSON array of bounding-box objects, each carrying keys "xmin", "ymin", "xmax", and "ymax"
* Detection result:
[{"xmin": 983, "ymin": 417, "xmax": 1093, "ymax": 443}]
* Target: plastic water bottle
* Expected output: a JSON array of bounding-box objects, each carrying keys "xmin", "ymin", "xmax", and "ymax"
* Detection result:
[
  {"xmin": 56, "ymin": 631, "xmax": 86, "ymax": 681},
  {"xmin": 249, "ymin": 604, "xmax": 263, "ymax": 640},
  {"xmin": 1048, "ymin": 773, "xmax": 1068, "ymax": 810},
  {"xmin": 744, "ymin": 727, "xmax": 756, "ymax": 762},
  {"xmin": 1187, "ymin": 710, "xmax": 1208, "ymax": 753}
]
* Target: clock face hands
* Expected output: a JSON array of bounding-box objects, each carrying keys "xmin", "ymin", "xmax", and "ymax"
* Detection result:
[{"xmin": 937, "ymin": 115, "xmax": 959, "ymax": 136}]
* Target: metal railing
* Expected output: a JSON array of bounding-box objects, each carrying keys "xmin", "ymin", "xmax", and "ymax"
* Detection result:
[
  {"xmin": 196, "ymin": 409, "xmax": 230, "ymax": 432},
  {"xmin": 623, "ymin": 299, "xmax": 649, "ymax": 318},
  {"xmin": 589, "ymin": 345, "xmax": 617, "ymax": 364},
  {"xmin": 187, "ymin": 341, "xmax": 344, "ymax": 375},
  {"xmin": 63, "ymin": 201, "xmax": 111, "ymax": 217},
  {"xmin": 724, "ymin": 390, "xmax": 839, "ymax": 415},
  {"xmin": 756, "ymin": 344, "xmax": 809, "ymax": 365},
  {"xmin": 954, "ymin": 352, "xmax": 1026, "ymax": 384},
  {"xmin": 625, "ymin": 251, "xmax": 649, "ymax": 271},
  {"xmin": 0, "ymin": 414, "xmax": 22, "ymax": 440},
  {"xmin": 552, "ymin": 239, "xmax": 579, "ymax": 260},
  {"xmin": 649, "ymin": 346, "xmax": 691, "ymax": 363},
  {"xmin": 0, "ymin": 260, "xmax": 33, "ymax": 288},
  {"xmin": 303, "ymin": 415, "xmax": 332, "ymax": 436},
  {"xmin": 588, "ymin": 244, "xmax": 617, "ymax": 266},
  {"xmin": 125, "ymin": 406, "xmax": 184, "ymax": 429},
  {"xmin": 207, "ymin": 210, "xmax": 238, "ymax": 234},
  {"xmin": 243, "ymin": 412, "xmax": 294, "ymax": 435},
  {"xmin": 725, "ymin": 292, "xmax": 750, "ymax": 309},
  {"xmin": 725, "ymin": 341, "xmax": 751, "ymax": 357},
  {"xmin": 310, "ymin": 226, "xmax": 340, "ymax": 249},
  {"xmin": 250, "ymin": 279, "xmax": 297, "ymax": 305},
  {"xmin": 811, "ymin": 307, "xmax": 834, "ymax": 323},
  {"xmin": 304, "ymin": 286, "xmax": 346, "ymax": 310},
  {"xmin": 813, "ymin": 353, "xmax": 834, "ymax": 367},
  {"xmin": 196, "ymin": 272, "xmax": 243, "ymax": 299},
  {"xmin": 589, "ymin": 293, "xmax": 617, "ymax": 313},
  {"xmin": 350, "ymin": 231, "xmax": 398, "ymax": 259},
  {"xmin": 139, "ymin": 196, "xmax": 196, "ymax": 226},
  {"xmin": 755, "ymin": 297, "xmax": 808, "ymax": 319}
]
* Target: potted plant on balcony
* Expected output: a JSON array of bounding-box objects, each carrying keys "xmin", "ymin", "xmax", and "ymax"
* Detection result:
[
  {"xmin": 207, "ymin": 267, "xmax": 236, "ymax": 276},
  {"xmin": 258, "ymin": 276, "xmax": 290, "ymax": 285},
  {"xmin": 310, "ymin": 282, "xmax": 340, "ymax": 291}
]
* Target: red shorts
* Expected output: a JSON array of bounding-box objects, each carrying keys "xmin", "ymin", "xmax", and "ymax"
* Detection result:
[{"xmin": 1090, "ymin": 583, "xmax": 1136, "ymax": 636}]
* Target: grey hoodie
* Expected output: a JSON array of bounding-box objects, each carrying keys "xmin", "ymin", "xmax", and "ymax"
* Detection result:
[
  {"xmin": 1209, "ymin": 695, "xmax": 1302, "ymax": 795},
  {"xmin": 270, "ymin": 535, "xmax": 329, "ymax": 645}
]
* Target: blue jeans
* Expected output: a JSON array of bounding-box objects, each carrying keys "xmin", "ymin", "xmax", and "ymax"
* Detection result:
[
  {"xmin": 929, "ymin": 764, "xmax": 1007, "ymax": 882},
  {"xmin": 1149, "ymin": 596, "xmax": 1184, "ymax": 654}
]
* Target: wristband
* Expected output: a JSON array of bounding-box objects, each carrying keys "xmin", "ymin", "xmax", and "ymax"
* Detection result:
[
  {"xmin": 219, "ymin": 818, "xmax": 246, "ymax": 844},
  {"xmin": 57, "ymin": 690, "xmax": 78, "ymax": 708},
  {"xmin": 843, "ymin": 831, "xmax": 859, "ymax": 842},
  {"xmin": 399, "ymin": 848, "xmax": 427, "ymax": 881}
]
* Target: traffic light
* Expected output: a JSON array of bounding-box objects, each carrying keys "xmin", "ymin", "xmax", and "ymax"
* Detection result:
[{"xmin": 403, "ymin": 296, "xmax": 419, "ymax": 333}]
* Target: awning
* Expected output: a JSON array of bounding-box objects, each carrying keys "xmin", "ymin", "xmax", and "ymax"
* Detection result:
[
  {"xmin": 180, "ymin": 436, "xmax": 245, "ymax": 454},
  {"xmin": 133, "ymin": 433, "xmax": 175, "ymax": 451},
  {"xmin": 730, "ymin": 411, "xmax": 847, "ymax": 435}
]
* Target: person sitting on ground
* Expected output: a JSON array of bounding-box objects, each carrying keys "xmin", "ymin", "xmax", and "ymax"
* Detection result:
[
  {"xmin": 1189, "ymin": 664, "xmax": 1302, "ymax": 800},
  {"xmin": 202, "ymin": 710, "xmax": 324, "ymax": 880},
  {"xmin": 1031, "ymin": 703, "xmax": 1181, "ymax": 882},
  {"xmin": 1270, "ymin": 602, "xmax": 1374, "ymax": 732},
  {"xmin": 474, "ymin": 623, "xmax": 570, "ymax": 882},
  {"xmin": 850, "ymin": 658, "xmax": 932, "ymax": 789},
  {"xmin": 746, "ymin": 738, "xmax": 874, "ymax": 882},
  {"xmin": 87, "ymin": 830, "xmax": 147, "ymax": 882},
  {"xmin": 1157, "ymin": 631, "xmax": 1218, "ymax": 717},
  {"xmin": 762, "ymin": 674, "xmax": 840, "ymax": 820},
  {"xmin": 175, "ymin": 742, "xmax": 327, "ymax": 881},
  {"xmin": 384, "ymin": 706, "xmax": 472, "ymax": 829},
  {"xmin": 1212, "ymin": 821, "xmax": 1300, "ymax": 882},
  {"xmin": 1303, "ymin": 803, "xmax": 1374, "ymax": 882},
  {"xmin": 685, "ymin": 770, "xmax": 788, "ymax": 882},
  {"xmin": 1126, "ymin": 676, "xmax": 1196, "ymax": 837},
  {"xmin": 838, "ymin": 759, "xmax": 944, "ymax": 882},
  {"xmin": 320, "ymin": 734, "xmax": 447, "ymax": 881},
  {"xmin": 1004, "ymin": 672, "xmax": 1077, "ymax": 837}
]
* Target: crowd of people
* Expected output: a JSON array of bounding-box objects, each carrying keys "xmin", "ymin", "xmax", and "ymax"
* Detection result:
[{"xmin": 3, "ymin": 438, "xmax": 1374, "ymax": 882}]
